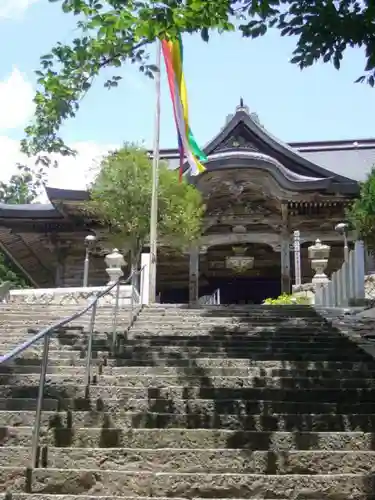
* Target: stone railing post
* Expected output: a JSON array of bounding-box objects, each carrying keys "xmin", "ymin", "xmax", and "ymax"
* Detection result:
[
  {"xmin": 354, "ymin": 240, "xmax": 365, "ymax": 301},
  {"xmin": 140, "ymin": 253, "xmax": 151, "ymax": 305}
]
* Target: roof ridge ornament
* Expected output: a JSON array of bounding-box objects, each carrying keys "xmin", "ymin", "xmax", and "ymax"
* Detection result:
[{"xmin": 236, "ymin": 97, "xmax": 249, "ymax": 114}]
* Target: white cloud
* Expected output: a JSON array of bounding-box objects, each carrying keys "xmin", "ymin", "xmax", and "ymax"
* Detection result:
[
  {"xmin": 0, "ymin": 137, "xmax": 117, "ymax": 199},
  {"xmin": 46, "ymin": 141, "xmax": 118, "ymax": 190},
  {"xmin": 0, "ymin": 68, "xmax": 117, "ymax": 198},
  {"xmin": 0, "ymin": 0, "xmax": 38, "ymax": 19},
  {"xmin": 0, "ymin": 68, "xmax": 35, "ymax": 130}
]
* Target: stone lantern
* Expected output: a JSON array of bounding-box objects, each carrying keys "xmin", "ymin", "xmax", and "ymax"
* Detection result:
[
  {"xmin": 105, "ymin": 249, "xmax": 126, "ymax": 284},
  {"xmin": 308, "ymin": 239, "xmax": 331, "ymax": 284}
]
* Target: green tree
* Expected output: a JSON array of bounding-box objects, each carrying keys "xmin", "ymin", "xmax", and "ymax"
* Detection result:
[
  {"xmin": 22, "ymin": 0, "xmax": 375, "ymax": 164},
  {"xmin": 87, "ymin": 144, "xmax": 204, "ymax": 267},
  {"xmin": 347, "ymin": 166, "xmax": 375, "ymax": 252},
  {"xmin": 0, "ymin": 164, "xmax": 45, "ymax": 288}
]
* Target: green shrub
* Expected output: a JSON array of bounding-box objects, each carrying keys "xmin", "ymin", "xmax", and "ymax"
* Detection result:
[{"xmin": 263, "ymin": 293, "xmax": 309, "ymax": 305}]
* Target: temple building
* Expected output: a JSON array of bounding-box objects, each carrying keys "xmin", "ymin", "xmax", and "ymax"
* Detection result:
[{"xmin": 1, "ymin": 102, "xmax": 374, "ymax": 304}]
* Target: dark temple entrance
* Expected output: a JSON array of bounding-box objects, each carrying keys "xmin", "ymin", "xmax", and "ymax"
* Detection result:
[{"xmin": 205, "ymin": 276, "xmax": 281, "ymax": 305}]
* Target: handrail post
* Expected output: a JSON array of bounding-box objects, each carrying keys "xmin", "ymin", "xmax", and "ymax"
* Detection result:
[
  {"xmin": 85, "ymin": 301, "xmax": 97, "ymax": 391},
  {"xmin": 111, "ymin": 280, "xmax": 121, "ymax": 353},
  {"xmin": 31, "ymin": 332, "xmax": 50, "ymax": 468}
]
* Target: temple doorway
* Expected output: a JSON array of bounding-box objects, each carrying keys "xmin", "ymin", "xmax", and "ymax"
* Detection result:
[
  {"xmin": 156, "ymin": 243, "xmax": 283, "ymax": 304},
  {"xmin": 203, "ymin": 276, "xmax": 281, "ymax": 305},
  {"xmin": 200, "ymin": 243, "xmax": 282, "ymax": 304}
]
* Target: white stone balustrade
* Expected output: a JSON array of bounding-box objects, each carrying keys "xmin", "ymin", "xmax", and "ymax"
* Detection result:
[{"xmin": 315, "ymin": 240, "xmax": 366, "ymax": 307}]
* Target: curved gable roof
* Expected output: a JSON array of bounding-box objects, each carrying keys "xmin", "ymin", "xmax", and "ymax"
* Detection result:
[{"xmin": 191, "ymin": 104, "xmax": 358, "ymax": 194}]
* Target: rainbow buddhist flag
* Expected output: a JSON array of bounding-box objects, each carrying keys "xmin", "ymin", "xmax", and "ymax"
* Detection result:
[{"xmin": 161, "ymin": 34, "xmax": 207, "ymax": 179}]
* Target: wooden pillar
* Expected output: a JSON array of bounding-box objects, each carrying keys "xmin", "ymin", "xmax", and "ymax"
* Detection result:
[
  {"xmin": 46, "ymin": 235, "xmax": 70, "ymax": 288},
  {"xmin": 189, "ymin": 247, "xmax": 199, "ymax": 305},
  {"xmin": 55, "ymin": 245, "xmax": 69, "ymax": 287},
  {"xmin": 280, "ymin": 203, "xmax": 291, "ymax": 294}
]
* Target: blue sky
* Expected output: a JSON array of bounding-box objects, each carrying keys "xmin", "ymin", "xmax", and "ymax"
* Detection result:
[{"xmin": 0, "ymin": 0, "xmax": 374, "ymax": 188}]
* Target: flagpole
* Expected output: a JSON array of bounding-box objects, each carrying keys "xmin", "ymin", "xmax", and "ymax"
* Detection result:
[{"xmin": 149, "ymin": 39, "xmax": 162, "ymax": 304}]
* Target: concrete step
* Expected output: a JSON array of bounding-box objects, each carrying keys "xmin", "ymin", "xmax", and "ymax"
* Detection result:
[
  {"xmin": 2, "ymin": 411, "xmax": 375, "ymax": 432},
  {"xmin": 1, "ymin": 468, "xmax": 374, "ymax": 497},
  {"xmin": 2, "ymin": 424, "xmax": 375, "ymax": 450},
  {"xmin": 2, "ymin": 447, "xmax": 375, "ymax": 474},
  {"xmin": 4, "ymin": 373, "xmax": 375, "ymax": 390}
]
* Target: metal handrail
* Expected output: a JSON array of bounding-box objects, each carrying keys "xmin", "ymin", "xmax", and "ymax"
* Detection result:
[{"xmin": 0, "ymin": 265, "xmax": 146, "ymax": 470}]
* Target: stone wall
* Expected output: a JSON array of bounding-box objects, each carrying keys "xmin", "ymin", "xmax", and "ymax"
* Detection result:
[{"xmin": 8, "ymin": 285, "xmax": 134, "ymax": 306}]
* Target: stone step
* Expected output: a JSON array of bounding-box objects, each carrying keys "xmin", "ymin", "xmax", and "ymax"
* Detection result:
[
  {"xmin": 4, "ymin": 384, "xmax": 375, "ymax": 403},
  {"xmin": 102, "ymin": 352, "xmax": 373, "ymax": 363},
  {"xmin": 0, "ymin": 320, "xmax": 133, "ymax": 331},
  {"xmin": 116, "ymin": 345, "xmax": 365, "ymax": 355},
  {"xmin": 4, "ymin": 373, "xmax": 375, "ymax": 390},
  {"xmin": 0, "ymin": 317, "xmax": 321, "ymax": 328},
  {"xmin": 0, "ymin": 468, "xmax": 374, "ymax": 498},
  {"xmin": 134, "ymin": 317, "xmax": 327, "ymax": 324},
  {"xmin": 1, "ymin": 496, "xmax": 291, "ymax": 500},
  {"xmin": 143, "ymin": 305, "xmax": 317, "ymax": 313},
  {"xmin": 3, "ymin": 364, "xmax": 375, "ymax": 379},
  {"xmin": 1, "ymin": 310, "xmax": 318, "ymax": 321},
  {"xmin": 0, "ymin": 342, "xmax": 369, "ymax": 359},
  {"xmin": 2, "ymin": 411, "xmax": 375, "ymax": 432},
  {"xmin": 0, "ymin": 335, "xmax": 358, "ymax": 351},
  {"xmin": 129, "ymin": 325, "xmax": 328, "ymax": 333},
  {"xmin": 100, "ymin": 347, "xmax": 375, "ymax": 366},
  {"xmin": 3, "ymin": 395, "xmax": 375, "ymax": 415},
  {"xmin": 0, "ymin": 307, "xmax": 320, "ymax": 326},
  {"xmin": 8, "ymin": 349, "xmax": 373, "ymax": 364},
  {"xmin": 2, "ymin": 447, "xmax": 375, "ymax": 474},
  {"xmin": 9, "ymin": 357, "xmax": 375, "ymax": 370},
  {"xmin": 125, "ymin": 333, "xmax": 360, "ymax": 351},
  {"xmin": 126, "ymin": 334, "xmax": 352, "ymax": 343},
  {"xmin": 0, "ymin": 328, "xmax": 352, "ymax": 342},
  {"xmin": 2, "ymin": 424, "xmax": 375, "ymax": 450},
  {"xmin": 0, "ymin": 325, "xmax": 332, "ymax": 337}
]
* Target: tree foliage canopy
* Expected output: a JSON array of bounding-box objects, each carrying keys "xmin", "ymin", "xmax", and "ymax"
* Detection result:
[
  {"xmin": 88, "ymin": 144, "xmax": 204, "ymax": 259},
  {"xmin": 347, "ymin": 167, "xmax": 375, "ymax": 252},
  {"xmin": 22, "ymin": 0, "xmax": 375, "ymax": 164}
]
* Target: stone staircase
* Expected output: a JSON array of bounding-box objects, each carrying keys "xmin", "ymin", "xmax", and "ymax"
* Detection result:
[{"xmin": 1, "ymin": 304, "xmax": 375, "ymax": 498}]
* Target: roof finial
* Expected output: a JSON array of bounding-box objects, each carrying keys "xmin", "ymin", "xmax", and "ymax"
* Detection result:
[{"xmin": 236, "ymin": 98, "xmax": 249, "ymax": 114}]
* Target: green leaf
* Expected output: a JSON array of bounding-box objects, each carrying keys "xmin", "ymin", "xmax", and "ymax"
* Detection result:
[
  {"xmin": 23, "ymin": 0, "xmax": 375, "ymax": 160},
  {"xmin": 88, "ymin": 144, "xmax": 204, "ymax": 255}
]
